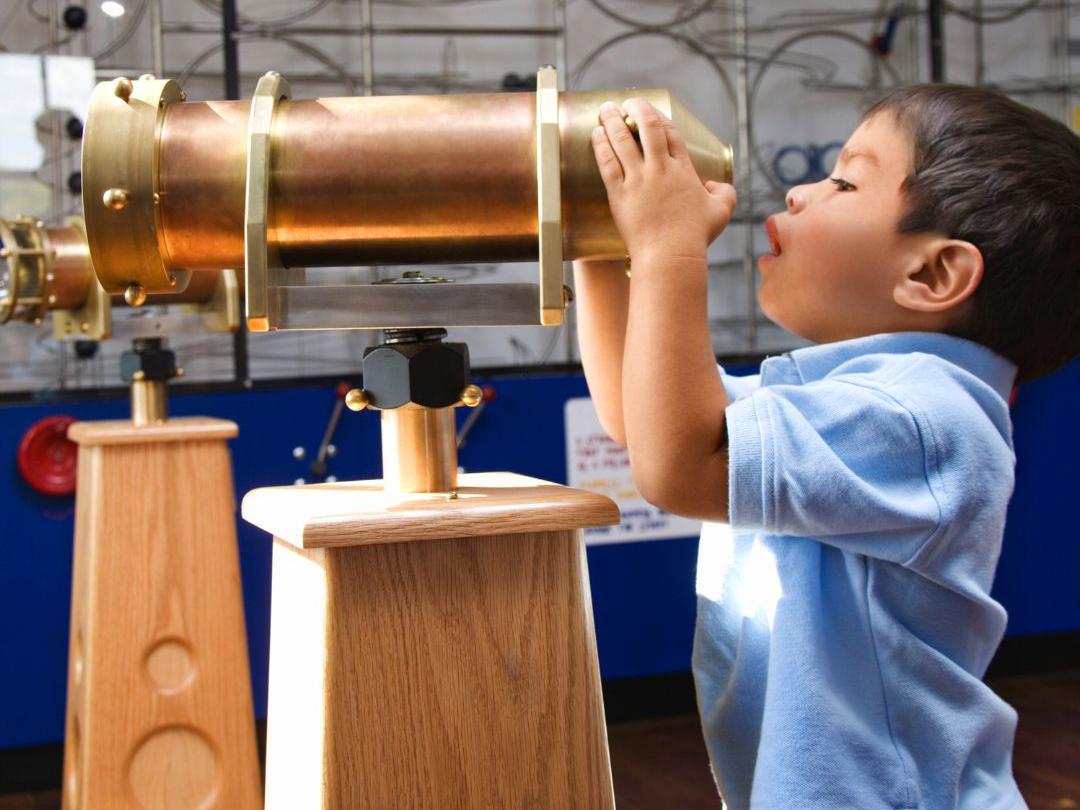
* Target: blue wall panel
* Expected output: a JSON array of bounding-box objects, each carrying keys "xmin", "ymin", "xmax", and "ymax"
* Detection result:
[{"xmin": 1, "ymin": 355, "xmax": 1077, "ymax": 749}]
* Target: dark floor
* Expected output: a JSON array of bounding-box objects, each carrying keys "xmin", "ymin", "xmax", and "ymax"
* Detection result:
[{"xmin": 2, "ymin": 672, "xmax": 1077, "ymax": 809}]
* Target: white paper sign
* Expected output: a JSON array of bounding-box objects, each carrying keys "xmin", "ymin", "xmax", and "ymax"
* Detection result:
[{"xmin": 565, "ymin": 396, "xmax": 702, "ymax": 545}]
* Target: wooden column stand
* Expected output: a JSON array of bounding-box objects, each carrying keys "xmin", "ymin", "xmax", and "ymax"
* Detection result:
[
  {"xmin": 242, "ymin": 406, "xmax": 621, "ymax": 808},
  {"xmin": 64, "ymin": 414, "xmax": 262, "ymax": 810}
]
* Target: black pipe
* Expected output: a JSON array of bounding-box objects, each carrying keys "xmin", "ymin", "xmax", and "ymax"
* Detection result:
[
  {"xmin": 221, "ymin": 0, "xmax": 249, "ymax": 384},
  {"xmin": 929, "ymin": 0, "xmax": 945, "ymax": 82}
]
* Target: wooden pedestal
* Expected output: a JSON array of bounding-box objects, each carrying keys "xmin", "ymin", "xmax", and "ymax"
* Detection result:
[
  {"xmin": 242, "ymin": 472, "xmax": 621, "ymax": 809},
  {"xmin": 64, "ymin": 418, "xmax": 262, "ymax": 810}
]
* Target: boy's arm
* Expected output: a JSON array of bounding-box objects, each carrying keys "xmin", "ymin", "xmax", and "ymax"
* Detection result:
[
  {"xmin": 594, "ymin": 98, "xmax": 737, "ymax": 522},
  {"xmin": 571, "ymin": 258, "xmax": 630, "ymax": 446}
]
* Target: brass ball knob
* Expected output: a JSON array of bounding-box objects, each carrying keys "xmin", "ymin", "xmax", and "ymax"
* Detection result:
[
  {"xmin": 345, "ymin": 389, "xmax": 369, "ymax": 412},
  {"xmin": 113, "ymin": 77, "xmax": 133, "ymax": 101},
  {"xmin": 123, "ymin": 282, "xmax": 147, "ymax": 307},
  {"xmin": 102, "ymin": 187, "xmax": 129, "ymax": 211},
  {"xmin": 460, "ymin": 384, "xmax": 484, "ymax": 408}
]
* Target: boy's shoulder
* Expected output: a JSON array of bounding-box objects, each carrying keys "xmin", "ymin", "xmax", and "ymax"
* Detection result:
[
  {"xmin": 790, "ymin": 333, "xmax": 1015, "ymax": 440},
  {"xmin": 823, "ymin": 345, "xmax": 1011, "ymax": 436}
]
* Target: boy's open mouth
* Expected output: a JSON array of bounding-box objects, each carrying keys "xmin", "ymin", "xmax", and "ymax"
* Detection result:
[{"xmin": 765, "ymin": 215, "xmax": 783, "ymax": 257}]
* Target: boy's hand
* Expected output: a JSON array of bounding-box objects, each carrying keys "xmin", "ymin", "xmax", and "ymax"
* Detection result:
[{"xmin": 592, "ymin": 97, "xmax": 736, "ymax": 262}]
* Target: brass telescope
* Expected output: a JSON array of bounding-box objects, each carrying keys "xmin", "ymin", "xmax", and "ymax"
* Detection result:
[
  {"xmin": 0, "ymin": 216, "xmax": 239, "ymax": 339},
  {"xmin": 81, "ymin": 67, "xmax": 733, "ymax": 333}
]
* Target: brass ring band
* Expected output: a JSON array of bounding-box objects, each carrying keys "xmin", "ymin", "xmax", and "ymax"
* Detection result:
[{"xmin": 81, "ymin": 76, "xmax": 187, "ymax": 296}]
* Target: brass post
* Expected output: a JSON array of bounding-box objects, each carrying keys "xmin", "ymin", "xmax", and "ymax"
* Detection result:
[
  {"xmin": 380, "ymin": 405, "xmax": 458, "ymax": 496},
  {"xmin": 130, "ymin": 380, "xmax": 168, "ymax": 426}
]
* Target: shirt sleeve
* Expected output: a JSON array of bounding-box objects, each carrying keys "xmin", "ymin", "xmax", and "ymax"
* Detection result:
[
  {"xmin": 725, "ymin": 377, "xmax": 943, "ymax": 563},
  {"xmin": 718, "ymin": 364, "xmax": 762, "ymax": 402}
]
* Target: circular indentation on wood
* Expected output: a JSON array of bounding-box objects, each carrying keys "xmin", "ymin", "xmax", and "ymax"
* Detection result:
[
  {"xmin": 128, "ymin": 727, "xmax": 219, "ymax": 809},
  {"xmin": 144, "ymin": 639, "xmax": 194, "ymax": 693}
]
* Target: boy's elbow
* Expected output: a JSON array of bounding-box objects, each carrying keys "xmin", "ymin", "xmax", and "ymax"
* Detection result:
[
  {"xmin": 630, "ymin": 453, "xmax": 730, "ymax": 523},
  {"xmin": 630, "ymin": 457, "xmax": 681, "ymax": 513}
]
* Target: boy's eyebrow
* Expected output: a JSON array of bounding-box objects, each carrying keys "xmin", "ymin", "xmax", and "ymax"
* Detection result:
[{"xmin": 838, "ymin": 147, "xmax": 880, "ymax": 167}]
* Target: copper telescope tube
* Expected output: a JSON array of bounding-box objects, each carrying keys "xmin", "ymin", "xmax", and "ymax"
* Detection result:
[{"xmin": 155, "ymin": 89, "xmax": 733, "ymax": 272}]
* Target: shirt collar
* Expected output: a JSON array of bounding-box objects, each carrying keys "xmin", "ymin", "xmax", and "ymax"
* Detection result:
[{"xmin": 786, "ymin": 332, "xmax": 1018, "ymax": 400}]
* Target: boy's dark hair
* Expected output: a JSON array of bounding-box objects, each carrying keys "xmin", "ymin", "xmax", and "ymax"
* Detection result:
[{"xmin": 864, "ymin": 84, "xmax": 1080, "ymax": 381}]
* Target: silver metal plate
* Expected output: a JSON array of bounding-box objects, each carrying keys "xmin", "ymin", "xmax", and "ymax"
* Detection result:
[{"xmin": 267, "ymin": 283, "xmax": 542, "ymax": 330}]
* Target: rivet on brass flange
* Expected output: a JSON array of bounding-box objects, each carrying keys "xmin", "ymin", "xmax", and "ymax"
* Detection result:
[
  {"xmin": 103, "ymin": 188, "xmax": 129, "ymax": 211},
  {"xmin": 113, "ymin": 77, "xmax": 133, "ymax": 101}
]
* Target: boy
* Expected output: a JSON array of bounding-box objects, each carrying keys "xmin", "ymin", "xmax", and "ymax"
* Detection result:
[{"xmin": 574, "ymin": 84, "xmax": 1080, "ymax": 808}]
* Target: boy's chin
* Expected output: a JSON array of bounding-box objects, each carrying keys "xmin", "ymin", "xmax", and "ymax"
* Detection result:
[{"xmin": 757, "ymin": 295, "xmax": 822, "ymax": 343}]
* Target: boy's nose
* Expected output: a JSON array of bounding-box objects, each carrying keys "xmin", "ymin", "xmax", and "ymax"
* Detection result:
[{"xmin": 786, "ymin": 186, "xmax": 808, "ymax": 214}]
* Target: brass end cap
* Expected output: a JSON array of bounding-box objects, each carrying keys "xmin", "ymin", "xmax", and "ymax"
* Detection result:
[
  {"xmin": 345, "ymin": 389, "xmax": 370, "ymax": 412},
  {"xmin": 460, "ymin": 385, "xmax": 484, "ymax": 408}
]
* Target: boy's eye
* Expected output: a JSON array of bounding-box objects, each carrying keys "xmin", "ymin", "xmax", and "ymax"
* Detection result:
[{"xmin": 830, "ymin": 177, "xmax": 857, "ymax": 192}]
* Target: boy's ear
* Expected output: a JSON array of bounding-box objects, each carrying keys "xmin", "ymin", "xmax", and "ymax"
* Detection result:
[{"xmin": 894, "ymin": 238, "xmax": 983, "ymax": 314}]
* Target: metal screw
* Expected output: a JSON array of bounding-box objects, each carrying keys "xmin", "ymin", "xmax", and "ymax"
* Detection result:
[
  {"xmin": 293, "ymin": 478, "xmax": 305, "ymax": 486},
  {"xmin": 326, "ymin": 475, "xmax": 337, "ymax": 483},
  {"xmin": 326, "ymin": 444, "xmax": 337, "ymax": 458},
  {"xmin": 292, "ymin": 446, "xmax": 306, "ymax": 460}
]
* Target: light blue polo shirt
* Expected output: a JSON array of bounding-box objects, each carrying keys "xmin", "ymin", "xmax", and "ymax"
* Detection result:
[{"xmin": 694, "ymin": 332, "xmax": 1026, "ymax": 809}]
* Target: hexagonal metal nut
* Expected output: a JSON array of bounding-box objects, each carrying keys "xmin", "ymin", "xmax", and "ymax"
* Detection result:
[
  {"xmin": 119, "ymin": 341, "xmax": 177, "ymax": 383},
  {"xmin": 362, "ymin": 341, "xmax": 469, "ymax": 409}
]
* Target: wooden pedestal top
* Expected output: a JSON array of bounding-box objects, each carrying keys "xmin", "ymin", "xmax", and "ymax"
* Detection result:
[
  {"xmin": 69, "ymin": 417, "xmax": 238, "ymax": 447},
  {"xmin": 242, "ymin": 472, "xmax": 621, "ymax": 550}
]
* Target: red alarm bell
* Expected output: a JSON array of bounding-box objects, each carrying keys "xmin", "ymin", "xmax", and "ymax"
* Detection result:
[{"xmin": 17, "ymin": 415, "xmax": 78, "ymax": 496}]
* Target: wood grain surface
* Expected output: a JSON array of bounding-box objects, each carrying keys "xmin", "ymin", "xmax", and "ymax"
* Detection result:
[
  {"xmin": 253, "ymin": 475, "xmax": 619, "ymax": 809},
  {"xmin": 68, "ymin": 416, "xmax": 237, "ymax": 446},
  {"xmin": 242, "ymin": 471, "xmax": 621, "ymax": 549},
  {"xmin": 63, "ymin": 422, "xmax": 260, "ymax": 809}
]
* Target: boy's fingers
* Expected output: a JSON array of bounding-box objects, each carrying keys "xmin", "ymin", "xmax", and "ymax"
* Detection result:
[
  {"xmin": 662, "ymin": 115, "xmax": 691, "ymax": 162},
  {"xmin": 591, "ymin": 126, "xmax": 624, "ymax": 188},
  {"xmin": 706, "ymin": 181, "xmax": 738, "ymax": 214},
  {"xmin": 599, "ymin": 100, "xmax": 642, "ymax": 176},
  {"xmin": 622, "ymin": 97, "xmax": 669, "ymax": 164}
]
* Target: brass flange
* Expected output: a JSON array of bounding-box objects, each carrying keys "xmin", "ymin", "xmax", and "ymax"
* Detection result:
[{"xmin": 81, "ymin": 76, "xmax": 189, "ymax": 297}]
